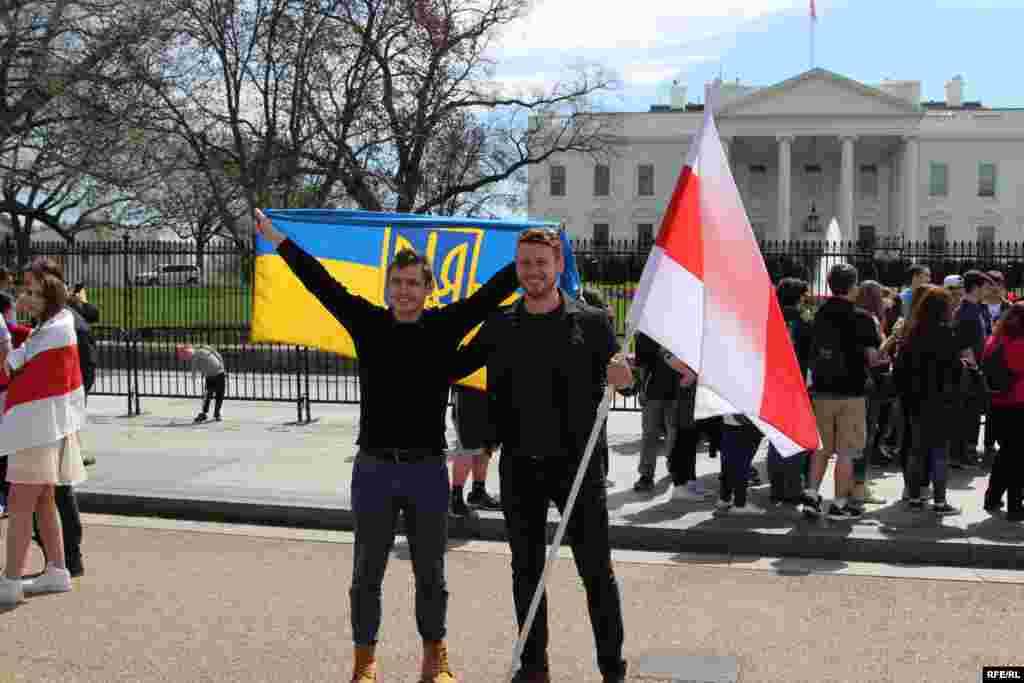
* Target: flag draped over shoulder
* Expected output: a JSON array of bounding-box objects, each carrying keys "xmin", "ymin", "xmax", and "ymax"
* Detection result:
[
  {"xmin": 251, "ymin": 209, "xmax": 581, "ymax": 390},
  {"xmin": 0, "ymin": 309, "xmax": 86, "ymax": 454},
  {"xmin": 626, "ymin": 91, "xmax": 820, "ymax": 457}
]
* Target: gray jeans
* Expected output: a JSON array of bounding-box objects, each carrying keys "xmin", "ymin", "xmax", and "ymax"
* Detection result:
[
  {"xmin": 350, "ymin": 451, "xmax": 450, "ymax": 645},
  {"xmin": 638, "ymin": 399, "xmax": 679, "ymax": 476}
]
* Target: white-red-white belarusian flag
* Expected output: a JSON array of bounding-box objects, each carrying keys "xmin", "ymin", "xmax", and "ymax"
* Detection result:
[
  {"xmin": 0, "ymin": 309, "xmax": 85, "ymax": 454},
  {"xmin": 627, "ymin": 85, "xmax": 819, "ymax": 457}
]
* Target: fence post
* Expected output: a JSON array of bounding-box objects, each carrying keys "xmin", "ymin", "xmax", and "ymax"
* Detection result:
[
  {"xmin": 303, "ymin": 344, "xmax": 312, "ymax": 424},
  {"xmin": 294, "ymin": 346, "xmax": 303, "ymax": 424}
]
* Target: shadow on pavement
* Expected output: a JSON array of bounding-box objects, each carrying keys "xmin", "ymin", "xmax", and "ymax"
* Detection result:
[{"xmin": 965, "ymin": 516, "xmax": 1024, "ymax": 542}]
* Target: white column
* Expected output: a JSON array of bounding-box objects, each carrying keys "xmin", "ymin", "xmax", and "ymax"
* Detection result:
[
  {"xmin": 840, "ymin": 134, "xmax": 857, "ymax": 239},
  {"xmin": 902, "ymin": 135, "xmax": 920, "ymax": 243},
  {"xmin": 777, "ymin": 135, "xmax": 793, "ymax": 241}
]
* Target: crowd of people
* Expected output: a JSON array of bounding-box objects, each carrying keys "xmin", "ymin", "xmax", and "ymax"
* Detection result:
[{"xmin": 632, "ymin": 262, "xmax": 1023, "ymax": 522}]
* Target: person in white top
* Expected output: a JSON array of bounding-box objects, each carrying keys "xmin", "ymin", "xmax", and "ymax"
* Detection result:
[{"xmin": 0, "ymin": 265, "xmax": 87, "ymax": 606}]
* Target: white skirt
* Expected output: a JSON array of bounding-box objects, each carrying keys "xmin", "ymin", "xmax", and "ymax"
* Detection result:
[{"xmin": 6, "ymin": 432, "xmax": 88, "ymax": 486}]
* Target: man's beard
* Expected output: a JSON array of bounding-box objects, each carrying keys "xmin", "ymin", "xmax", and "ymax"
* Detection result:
[{"xmin": 522, "ymin": 278, "xmax": 556, "ymax": 300}]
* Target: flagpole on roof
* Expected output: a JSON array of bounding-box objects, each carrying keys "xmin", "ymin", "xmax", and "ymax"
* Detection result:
[{"xmin": 810, "ymin": 0, "xmax": 817, "ymax": 69}]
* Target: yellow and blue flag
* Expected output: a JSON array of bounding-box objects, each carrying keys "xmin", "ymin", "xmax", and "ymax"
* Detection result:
[{"xmin": 251, "ymin": 209, "xmax": 581, "ymax": 389}]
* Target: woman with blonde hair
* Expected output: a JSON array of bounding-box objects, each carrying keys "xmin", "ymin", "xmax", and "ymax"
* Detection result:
[{"xmin": 0, "ymin": 263, "xmax": 87, "ymax": 605}]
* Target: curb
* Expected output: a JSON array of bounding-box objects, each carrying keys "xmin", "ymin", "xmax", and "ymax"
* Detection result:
[{"xmin": 76, "ymin": 492, "xmax": 1024, "ymax": 570}]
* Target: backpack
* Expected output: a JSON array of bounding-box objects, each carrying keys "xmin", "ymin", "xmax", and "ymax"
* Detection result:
[
  {"xmin": 810, "ymin": 312, "xmax": 848, "ymax": 389},
  {"xmin": 982, "ymin": 339, "xmax": 1015, "ymax": 394}
]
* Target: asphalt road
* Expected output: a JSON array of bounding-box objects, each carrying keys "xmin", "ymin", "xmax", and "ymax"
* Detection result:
[{"xmin": 1, "ymin": 515, "xmax": 1021, "ymax": 683}]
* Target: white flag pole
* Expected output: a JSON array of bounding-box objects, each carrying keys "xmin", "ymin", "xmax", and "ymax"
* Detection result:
[{"xmin": 505, "ymin": 329, "xmax": 637, "ymax": 681}]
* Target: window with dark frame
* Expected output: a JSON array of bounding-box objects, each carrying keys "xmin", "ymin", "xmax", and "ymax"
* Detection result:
[
  {"xmin": 979, "ymin": 163, "xmax": 997, "ymax": 198},
  {"xmin": 594, "ymin": 164, "xmax": 610, "ymax": 197},
  {"xmin": 858, "ymin": 165, "xmax": 878, "ymax": 198},
  {"xmin": 550, "ymin": 165, "xmax": 566, "ymax": 196},
  {"xmin": 748, "ymin": 165, "xmax": 768, "ymax": 198},
  {"xmin": 638, "ymin": 164, "xmax": 655, "ymax": 197},
  {"xmin": 929, "ymin": 162, "xmax": 948, "ymax": 197},
  {"xmin": 928, "ymin": 224, "xmax": 947, "ymax": 251},
  {"xmin": 593, "ymin": 223, "xmax": 610, "ymax": 249}
]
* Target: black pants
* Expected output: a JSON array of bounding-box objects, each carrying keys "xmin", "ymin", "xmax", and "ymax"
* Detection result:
[
  {"xmin": 499, "ymin": 451, "xmax": 626, "ymax": 677},
  {"xmin": 986, "ymin": 406, "xmax": 1024, "ymax": 516},
  {"xmin": 32, "ymin": 485, "xmax": 83, "ymax": 574},
  {"xmin": 720, "ymin": 423, "xmax": 763, "ymax": 507},
  {"xmin": 201, "ymin": 373, "xmax": 226, "ymax": 417}
]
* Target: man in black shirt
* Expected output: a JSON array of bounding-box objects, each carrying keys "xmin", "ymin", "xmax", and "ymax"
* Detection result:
[
  {"xmin": 255, "ymin": 210, "xmax": 519, "ymax": 683},
  {"xmin": 806, "ymin": 264, "xmax": 883, "ymax": 520},
  {"xmin": 451, "ymin": 227, "xmax": 634, "ymax": 683}
]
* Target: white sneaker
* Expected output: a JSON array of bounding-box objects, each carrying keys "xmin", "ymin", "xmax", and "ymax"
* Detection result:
[
  {"xmin": 0, "ymin": 576, "xmax": 25, "ymax": 606},
  {"xmin": 730, "ymin": 503, "xmax": 766, "ymax": 515},
  {"xmin": 671, "ymin": 483, "xmax": 707, "ymax": 500},
  {"xmin": 22, "ymin": 565, "xmax": 72, "ymax": 595}
]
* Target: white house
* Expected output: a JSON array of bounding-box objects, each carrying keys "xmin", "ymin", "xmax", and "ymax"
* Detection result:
[{"xmin": 529, "ymin": 68, "xmax": 1024, "ymax": 250}]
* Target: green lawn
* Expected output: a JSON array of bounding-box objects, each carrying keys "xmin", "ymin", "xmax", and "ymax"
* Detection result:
[
  {"xmin": 88, "ymin": 286, "xmax": 252, "ymax": 328},
  {"xmin": 84, "ymin": 280, "xmax": 633, "ymax": 330}
]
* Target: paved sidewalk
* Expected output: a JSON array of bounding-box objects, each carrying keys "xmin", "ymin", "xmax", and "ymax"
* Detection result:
[
  {"xmin": 1, "ymin": 515, "xmax": 1022, "ymax": 682},
  {"xmin": 72, "ymin": 396, "xmax": 1024, "ymax": 569}
]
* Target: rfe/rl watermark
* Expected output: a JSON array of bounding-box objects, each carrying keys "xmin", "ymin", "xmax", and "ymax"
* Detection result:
[{"xmin": 984, "ymin": 667, "xmax": 1024, "ymax": 680}]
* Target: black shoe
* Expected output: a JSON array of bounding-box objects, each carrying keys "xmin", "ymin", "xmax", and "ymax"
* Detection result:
[
  {"xmin": 213, "ymin": 414, "xmax": 222, "ymax": 422},
  {"xmin": 801, "ymin": 494, "xmax": 822, "ymax": 518},
  {"xmin": 633, "ymin": 474, "xmax": 655, "ymax": 493},
  {"xmin": 1007, "ymin": 511, "xmax": 1024, "ymax": 522},
  {"xmin": 748, "ymin": 468, "xmax": 762, "ymax": 486},
  {"xmin": 827, "ymin": 503, "xmax": 860, "ymax": 521},
  {"xmin": 194, "ymin": 413, "xmax": 208, "ymax": 423},
  {"xmin": 907, "ymin": 498, "xmax": 925, "ymax": 511},
  {"xmin": 449, "ymin": 494, "xmax": 477, "ymax": 519},
  {"xmin": 466, "ymin": 487, "xmax": 501, "ymax": 511}
]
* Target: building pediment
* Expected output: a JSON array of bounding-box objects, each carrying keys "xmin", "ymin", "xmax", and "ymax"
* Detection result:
[{"xmin": 717, "ymin": 69, "xmax": 922, "ymax": 118}]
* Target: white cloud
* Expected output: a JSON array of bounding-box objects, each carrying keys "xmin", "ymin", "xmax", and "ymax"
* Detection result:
[
  {"xmin": 621, "ymin": 56, "xmax": 717, "ymax": 85},
  {"xmin": 499, "ymin": 0, "xmax": 799, "ymax": 53}
]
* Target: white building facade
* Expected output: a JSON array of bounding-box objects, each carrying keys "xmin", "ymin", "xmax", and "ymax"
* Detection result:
[{"xmin": 529, "ymin": 69, "xmax": 1024, "ymax": 250}]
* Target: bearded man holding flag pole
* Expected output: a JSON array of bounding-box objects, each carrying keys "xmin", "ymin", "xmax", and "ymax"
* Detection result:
[
  {"xmin": 453, "ymin": 79, "xmax": 819, "ymax": 681},
  {"xmin": 450, "ymin": 226, "xmax": 634, "ymax": 683}
]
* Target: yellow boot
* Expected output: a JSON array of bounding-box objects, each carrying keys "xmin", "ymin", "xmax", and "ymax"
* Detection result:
[
  {"xmin": 351, "ymin": 645, "xmax": 377, "ymax": 682},
  {"xmin": 420, "ymin": 640, "xmax": 456, "ymax": 682}
]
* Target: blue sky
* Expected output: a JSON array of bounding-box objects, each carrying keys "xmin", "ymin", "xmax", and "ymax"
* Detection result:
[{"xmin": 494, "ymin": 0, "xmax": 1024, "ymax": 111}]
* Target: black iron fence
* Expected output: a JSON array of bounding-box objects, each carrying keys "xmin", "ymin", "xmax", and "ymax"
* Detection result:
[{"xmin": 5, "ymin": 234, "xmax": 1024, "ymax": 417}]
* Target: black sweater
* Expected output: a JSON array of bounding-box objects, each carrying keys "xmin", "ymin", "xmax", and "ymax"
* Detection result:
[{"xmin": 277, "ymin": 239, "xmax": 519, "ymax": 449}]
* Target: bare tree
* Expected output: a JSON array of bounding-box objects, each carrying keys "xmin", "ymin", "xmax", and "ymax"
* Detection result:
[
  {"xmin": 308, "ymin": 0, "xmax": 618, "ymax": 214},
  {"xmin": 0, "ymin": 0, "xmax": 180, "ymax": 261}
]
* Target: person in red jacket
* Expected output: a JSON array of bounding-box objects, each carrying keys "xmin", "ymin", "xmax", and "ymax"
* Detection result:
[
  {"xmin": 982, "ymin": 302, "xmax": 1024, "ymax": 522},
  {"xmin": 0, "ymin": 291, "xmax": 32, "ymax": 517}
]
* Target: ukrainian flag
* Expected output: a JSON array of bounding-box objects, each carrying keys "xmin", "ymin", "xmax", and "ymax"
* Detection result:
[{"xmin": 251, "ymin": 209, "xmax": 581, "ymax": 389}]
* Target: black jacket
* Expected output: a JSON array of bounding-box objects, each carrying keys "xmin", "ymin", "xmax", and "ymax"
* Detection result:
[{"xmin": 450, "ymin": 293, "xmax": 619, "ymax": 457}]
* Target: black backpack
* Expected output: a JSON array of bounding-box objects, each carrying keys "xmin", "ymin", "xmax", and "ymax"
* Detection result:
[
  {"xmin": 982, "ymin": 340, "xmax": 1015, "ymax": 393},
  {"xmin": 810, "ymin": 313, "xmax": 848, "ymax": 389}
]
